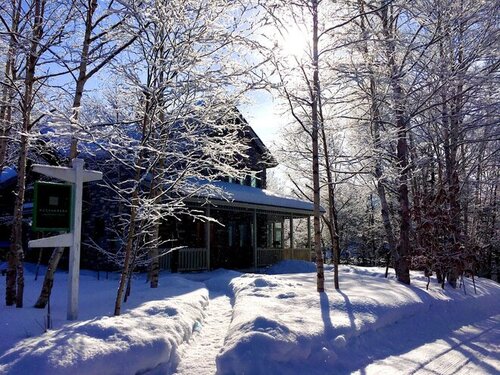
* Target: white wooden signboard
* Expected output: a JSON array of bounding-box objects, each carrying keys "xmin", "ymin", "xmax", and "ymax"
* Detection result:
[{"xmin": 28, "ymin": 159, "xmax": 102, "ymax": 320}]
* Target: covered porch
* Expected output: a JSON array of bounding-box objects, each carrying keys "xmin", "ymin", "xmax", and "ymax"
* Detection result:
[{"xmin": 159, "ymin": 181, "xmax": 318, "ymax": 272}]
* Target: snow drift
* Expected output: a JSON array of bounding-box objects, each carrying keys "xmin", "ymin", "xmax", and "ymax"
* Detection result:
[
  {"xmin": 0, "ymin": 273, "xmax": 208, "ymax": 375},
  {"xmin": 216, "ymin": 264, "xmax": 500, "ymax": 375}
]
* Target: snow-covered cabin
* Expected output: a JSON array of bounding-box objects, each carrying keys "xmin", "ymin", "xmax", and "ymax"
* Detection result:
[
  {"xmin": 0, "ymin": 113, "xmax": 319, "ymax": 272},
  {"xmin": 148, "ymin": 116, "xmax": 319, "ymax": 271}
]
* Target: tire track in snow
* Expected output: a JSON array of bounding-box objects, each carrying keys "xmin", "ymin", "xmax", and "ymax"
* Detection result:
[
  {"xmin": 412, "ymin": 315, "xmax": 500, "ymax": 375},
  {"xmin": 357, "ymin": 315, "xmax": 500, "ymax": 375},
  {"xmin": 173, "ymin": 293, "xmax": 233, "ymax": 375}
]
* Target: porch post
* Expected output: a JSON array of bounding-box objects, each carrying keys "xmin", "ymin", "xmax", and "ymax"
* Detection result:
[
  {"xmin": 206, "ymin": 205, "xmax": 211, "ymax": 270},
  {"xmin": 289, "ymin": 215, "xmax": 294, "ymax": 259},
  {"xmin": 307, "ymin": 216, "xmax": 311, "ymax": 261},
  {"xmin": 280, "ymin": 218, "xmax": 284, "ymax": 248},
  {"xmin": 253, "ymin": 209, "xmax": 258, "ymax": 267}
]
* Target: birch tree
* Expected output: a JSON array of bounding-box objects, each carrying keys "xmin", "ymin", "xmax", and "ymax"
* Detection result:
[
  {"xmin": 35, "ymin": 0, "xmax": 139, "ymax": 309},
  {"xmin": 4, "ymin": 0, "xmax": 75, "ymax": 307},
  {"xmin": 95, "ymin": 0, "xmax": 261, "ymax": 315},
  {"xmin": 0, "ymin": 0, "xmax": 21, "ymax": 170}
]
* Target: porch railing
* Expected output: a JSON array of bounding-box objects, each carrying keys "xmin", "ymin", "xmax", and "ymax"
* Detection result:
[
  {"xmin": 256, "ymin": 248, "xmax": 284, "ymax": 267},
  {"xmin": 158, "ymin": 247, "xmax": 208, "ymax": 271},
  {"xmin": 283, "ymin": 248, "xmax": 312, "ymax": 262},
  {"xmin": 158, "ymin": 247, "xmax": 312, "ymax": 271}
]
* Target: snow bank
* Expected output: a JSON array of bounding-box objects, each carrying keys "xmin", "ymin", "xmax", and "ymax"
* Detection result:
[
  {"xmin": 182, "ymin": 268, "xmax": 242, "ymax": 295},
  {"xmin": 0, "ymin": 270, "xmax": 208, "ymax": 375},
  {"xmin": 216, "ymin": 263, "xmax": 500, "ymax": 375}
]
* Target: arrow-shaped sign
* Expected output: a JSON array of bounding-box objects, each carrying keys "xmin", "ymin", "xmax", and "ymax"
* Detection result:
[
  {"xmin": 29, "ymin": 233, "xmax": 73, "ymax": 248},
  {"xmin": 32, "ymin": 164, "xmax": 102, "ymax": 183}
]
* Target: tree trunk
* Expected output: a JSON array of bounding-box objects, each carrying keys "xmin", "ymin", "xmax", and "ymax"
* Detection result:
[
  {"xmin": 372, "ymin": 94, "xmax": 398, "ymax": 272},
  {"xmin": 69, "ymin": 0, "xmax": 97, "ymax": 158},
  {"xmin": 149, "ymin": 227, "xmax": 160, "ymax": 288},
  {"xmin": 124, "ymin": 266, "xmax": 133, "ymax": 303},
  {"xmin": 319, "ymin": 100, "xmax": 339, "ymax": 289},
  {"xmin": 0, "ymin": 0, "xmax": 20, "ymax": 170},
  {"xmin": 35, "ymin": 0, "xmax": 98, "ymax": 306},
  {"xmin": 114, "ymin": 192, "xmax": 138, "ymax": 315},
  {"xmin": 34, "ymin": 247, "xmax": 65, "ymax": 308},
  {"xmin": 0, "ymin": 67, "xmax": 13, "ymax": 170},
  {"xmin": 114, "ymin": 93, "xmax": 151, "ymax": 314},
  {"xmin": 446, "ymin": 6, "xmax": 465, "ymax": 287},
  {"xmin": 6, "ymin": 0, "xmax": 45, "ymax": 307},
  {"xmin": 358, "ymin": 0, "xmax": 398, "ymax": 277},
  {"xmin": 395, "ymin": 119, "xmax": 411, "ymax": 285},
  {"xmin": 311, "ymin": 0, "xmax": 324, "ymax": 293},
  {"xmin": 381, "ymin": 0, "xmax": 410, "ymax": 284},
  {"xmin": 147, "ymin": 135, "xmax": 165, "ymax": 288}
]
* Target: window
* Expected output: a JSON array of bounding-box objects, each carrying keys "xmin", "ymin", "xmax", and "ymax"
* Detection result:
[
  {"xmin": 228, "ymin": 224, "xmax": 233, "ymax": 246},
  {"xmin": 274, "ymin": 222, "xmax": 283, "ymax": 248},
  {"xmin": 251, "ymin": 177, "xmax": 257, "ymax": 188}
]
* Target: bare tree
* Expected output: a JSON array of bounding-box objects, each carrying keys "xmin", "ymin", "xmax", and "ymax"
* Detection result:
[
  {"xmin": 262, "ymin": 0, "xmax": 329, "ymax": 291},
  {"xmin": 35, "ymin": 0, "xmax": 139, "ymax": 309},
  {"xmin": 5, "ymin": 0, "xmax": 75, "ymax": 307},
  {"xmin": 107, "ymin": 0, "xmax": 260, "ymax": 314}
]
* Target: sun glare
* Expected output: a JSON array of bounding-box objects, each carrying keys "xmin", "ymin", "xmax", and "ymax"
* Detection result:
[{"xmin": 280, "ymin": 27, "xmax": 309, "ymax": 58}]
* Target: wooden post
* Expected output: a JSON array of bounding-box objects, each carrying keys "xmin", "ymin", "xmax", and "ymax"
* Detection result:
[
  {"xmin": 280, "ymin": 218, "xmax": 284, "ymax": 248},
  {"xmin": 206, "ymin": 206, "xmax": 211, "ymax": 270},
  {"xmin": 289, "ymin": 216, "xmax": 294, "ymax": 259},
  {"xmin": 272, "ymin": 221, "xmax": 275, "ymax": 246},
  {"xmin": 253, "ymin": 209, "xmax": 258, "ymax": 267},
  {"xmin": 307, "ymin": 216, "xmax": 311, "ymax": 261}
]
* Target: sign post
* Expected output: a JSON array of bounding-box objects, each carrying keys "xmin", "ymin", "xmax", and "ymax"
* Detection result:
[{"xmin": 29, "ymin": 159, "xmax": 102, "ymax": 320}]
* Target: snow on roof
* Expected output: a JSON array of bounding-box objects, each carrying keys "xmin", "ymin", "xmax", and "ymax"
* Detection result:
[{"xmin": 192, "ymin": 180, "xmax": 324, "ymax": 214}]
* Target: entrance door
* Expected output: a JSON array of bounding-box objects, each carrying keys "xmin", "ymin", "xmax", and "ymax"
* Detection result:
[{"xmin": 210, "ymin": 210, "xmax": 253, "ymax": 269}]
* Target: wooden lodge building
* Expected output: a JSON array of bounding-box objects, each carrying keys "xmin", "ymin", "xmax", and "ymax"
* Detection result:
[
  {"xmin": 148, "ymin": 121, "xmax": 318, "ymax": 272},
  {"xmin": 0, "ymin": 114, "xmax": 318, "ymax": 272}
]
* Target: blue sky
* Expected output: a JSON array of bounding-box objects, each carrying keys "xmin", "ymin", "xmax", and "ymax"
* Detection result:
[{"xmin": 240, "ymin": 90, "xmax": 284, "ymax": 148}]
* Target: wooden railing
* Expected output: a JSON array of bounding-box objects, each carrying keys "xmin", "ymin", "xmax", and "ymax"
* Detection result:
[
  {"xmin": 283, "ymin": 248, "xmax": 312, "ymax": 262},
  {"xmin": 159, "ymin": 247, "xmax": 312, "ymax": 271},
  {"xmin": 256, "ymin": 248, "xmax": 284, "ymax": 267},
  {"xmin": 158, "ymin": 247, "xmax": 208, "ymax": 271}
]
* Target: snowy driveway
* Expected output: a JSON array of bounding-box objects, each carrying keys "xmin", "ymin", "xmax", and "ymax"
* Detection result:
[{"xmin": 356, "ymin": 315, "xmax": 500, "ymax": 375}]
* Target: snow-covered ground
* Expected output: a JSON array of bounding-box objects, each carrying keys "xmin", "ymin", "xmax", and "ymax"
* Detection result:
[{"xmin": 0, "ymin": 261, "xmax": 498, "ymax": 374}]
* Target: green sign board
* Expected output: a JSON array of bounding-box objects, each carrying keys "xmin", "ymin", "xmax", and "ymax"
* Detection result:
[{"xmin": 33, "ymin": 182, "xmax": 73, "ymax": 232}]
